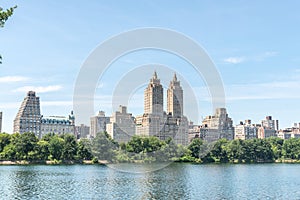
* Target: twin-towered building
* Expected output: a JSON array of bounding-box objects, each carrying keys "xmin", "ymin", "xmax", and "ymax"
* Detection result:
[
  {"xmin": 135, "ymin": 72, "xmax": 188, "ymax": 145},
  {"xmin": 103, "ymin": 72, "xmax": 188, "ymax": 145}
]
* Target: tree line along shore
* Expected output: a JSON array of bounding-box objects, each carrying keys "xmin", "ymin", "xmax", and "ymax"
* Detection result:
[{"xmin": 1, "ymin": 131, "xmax": 300, "ymax": 165}]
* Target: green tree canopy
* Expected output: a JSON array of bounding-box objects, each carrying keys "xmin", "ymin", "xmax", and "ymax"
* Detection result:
[
  {"xmin": 13, "ymin": 132, "xmax": 38, "ymax": 160},
  {"xmin": 91, "ymin": 132, "xmax": 118, "ymax": 161},
  {"xmin": 48, "ymin": 135, "xmax": 64, "ymax": 160},
  {"xmin": 0, "ymin": 133, "xmax": 11, "ymax": 152}
]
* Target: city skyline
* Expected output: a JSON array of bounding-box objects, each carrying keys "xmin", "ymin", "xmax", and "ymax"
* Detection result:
[
  {"xmin": 1, "ymin": 1, "xmax": 300, "ymax": 132},
  {"xmin": 2, "ymin": 68, "xmax": 300, "ymax": 134}
]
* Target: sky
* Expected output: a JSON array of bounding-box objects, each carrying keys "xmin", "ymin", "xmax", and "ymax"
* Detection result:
[{"xmin": 1, "ymin": 0, "xmax": 300, "ymax": 133}]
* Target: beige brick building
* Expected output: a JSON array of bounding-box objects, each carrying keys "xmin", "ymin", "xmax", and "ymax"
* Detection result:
[
  {"xmin": 90, "ymin": 111, "xmax": 110, "ymax": 138},
  {"xmin": 13, "ymin": 91, "xmax": 42, "ymax": 137},
  {"xmin": 136, "ymin": 72, "xmax": 189, "ymax": 146},
  {"xmin": 200, "ymin": 108, "xmax": 234, "ymax": 142},
  {"xmin": 106, "ymin": 106, "xmax": 135, "ymax": 143},
  {"xmin": 167, "ymin": 73, "xmax": 183, "ymax": 118}
]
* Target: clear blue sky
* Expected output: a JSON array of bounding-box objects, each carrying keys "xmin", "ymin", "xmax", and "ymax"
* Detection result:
[{"xmin": 1, "ymin": 0, "xmax": 300, "ymax": 133}]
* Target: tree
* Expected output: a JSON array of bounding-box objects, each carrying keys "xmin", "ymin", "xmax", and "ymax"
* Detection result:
[
  {"xmin": 61, "ymin": 134, "xmax": 78, "ymax": 161},
  {"xmin": 254, "ymin": 139, "xmax": 274, "ymax": 161},
  {"xmin": 77, "ymin": 139, "xmax": 93, "ymax": 160},
  {"xmin": 0, "ymin": 143, "xmax": 16, "ymax": 160},
  {"xmin": 48, "ymin": 135, "xmax": 64, "ymax": 160},
  {"xmin": 36, "ymin": 140, "xmax": 50, "ymax": 160},
  {"xmin": 91, "ymin": 132, "xmax": 117, "ymax": 161},
  {"xmin": 225, "ymin": 139, "xmax": 245, "ymax": 162},
  {"xmin": 156, "ymin": 140, "xmax": 182, "ymax": 162},
  {"xmin": 0, "ymin": 133, "xmax": 11, "ymax": 152},
  {"xmin": 0, "ymin": 5, "xmax": 16, "ymax": 27},
  {"xmin": 13, "ymin": 132, "xmax": 38, "ymax": 160},
  {"xmin": 282, "ymin": 138, "xmax": 300, "ymax": 159},
  {"xmin": 126, "ymin": 136, "xmax": 144, "ymax": 153},
  {"xmin": 210, "ymin": 138, "xmax": 229, "ymax": 162},
  {"xmin": 266, "ymin": 137, "xmax": 284, "ymax": 159},
  {"xmin": 41, "ymin": 132, "xmax": 56, "ymax": 142},
  {"xmin": 188, "ymin": 138, "xmax": 204, "ymax": 159}
]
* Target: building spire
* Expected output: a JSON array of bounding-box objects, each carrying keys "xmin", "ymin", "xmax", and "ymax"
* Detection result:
[
  {"xmin": 173, "ymin": 73, "xmax": 177, "ymax": 82},
  {"xmin": 153, "ymin": 71, "xmax": 158, "ymax": 79}
]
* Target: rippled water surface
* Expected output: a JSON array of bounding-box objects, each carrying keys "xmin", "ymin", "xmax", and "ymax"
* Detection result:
[{"xmin": 0, "ymin": 163, "xmax": 300, "ymax": 199}]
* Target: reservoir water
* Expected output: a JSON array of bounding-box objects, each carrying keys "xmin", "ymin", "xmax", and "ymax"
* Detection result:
[{"xmin": 0, "ymin": 163, "xmax": 299, "ymax": 199}]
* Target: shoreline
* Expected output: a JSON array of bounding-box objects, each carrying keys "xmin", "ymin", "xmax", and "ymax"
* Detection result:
[{"xmin": 1, "ymin": 159, "xmax": 300, "ymax": 165}]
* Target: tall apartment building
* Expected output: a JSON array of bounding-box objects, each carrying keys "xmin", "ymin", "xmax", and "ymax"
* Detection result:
[
  {"xmin": 136, "ymin": 72, "xmax": 164, "ymax": 137},
  {"xmin": 106, "ymin": 105, "xmax": 135, "ymax": 143},
  {"xmin": 14, "ymin": 91, "xmax": 76, "ymax": 139},
  {"xmin": 90, "ymin": 111, "xmax": 110, "ymax": 138},
  {"xmin": 234, "ymin": 120, "xmax": 257, "ymax": 140},
  {"xmin": 144, "ymin": 71, "xmax": 164, "ymax": 116},
  {"xmin": 136, "ymin": 72, "xmax": 188, "ymax": 145},
  {"xmin": 257, "ymin": 127, "xmax": 277, "ymax": 139},
  {"xmin": 166, "ymin": 73, "xmax": 188, "ymax": 145},
  {"xmin": 167, "ymin": 73, "xmax": 183, "ymax": 117},
  {"xmin": 261, "ymin": 116, "xmax": 279, "ymax": 130},
  {"xmin": 257, "ymin": 116, "xmax": 278, "ymax": 139},
  {"xmin": 0, "ymin": 112, "xmax": 2, "ymax": 133},
  {"xmin": 13, "ymin": 91, "xmax": 42, "ymax": 137},
  {"xmin": 200, "ymin": 108, "xmax": 234, "ymax": 142}
]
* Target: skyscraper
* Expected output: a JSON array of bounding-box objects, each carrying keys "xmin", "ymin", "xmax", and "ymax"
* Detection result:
[
  {"xmin": 167, "ymin": 73, "xmax": 183, "ymax": 117},
  {"xmin": 136, "ymin": 72, "xmax": 164, "ymax": 137},
  {"xmin": 136, "ymin": 71, "xmax": 189, "ymax": 145},
  {"xmin": 144, "ymin": 71, "xmax": 164, "ymax": 116},
  {"xmin": 13, "ymin": 91, "xmax": 42, "ymax": 137}
]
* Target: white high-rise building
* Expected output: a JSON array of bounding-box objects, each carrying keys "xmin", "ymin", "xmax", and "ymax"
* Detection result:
[
  {"xmin": 234, "ymin": 120, "xmax": 257, "ymax": 140},
  {"xmin": 261, "ymin": 116, "xmax": 279, "ymax": 130},
  {"xmin": 106, "ymin": 105, "xmax": 135, "ymax": 143},
  {"xmin": 200, "ymin": 108, "xmax": 234, "ymax": 142},
  {"xmin": 90, "ymin": 111, "xmax": 110, "ymax": 138}
]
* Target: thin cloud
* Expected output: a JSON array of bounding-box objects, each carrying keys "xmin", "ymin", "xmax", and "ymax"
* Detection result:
[
  {"xmin": 13, "ymin": 85, "xmax": 63, "ymax": 93},
  {"xmin": 223, "ymin": 57, "xmax": 245, "ymax": 64},
  {"xmin": 253, "ymin": 51, "xmax": 278, "ymax": 61},
  {"xmin": 224, "ymin": 51, "xmax": 278, "ymax": 64},
  {"xmin": 0, "ymin": 76, "xmax": 30, "ymax": 83}
]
